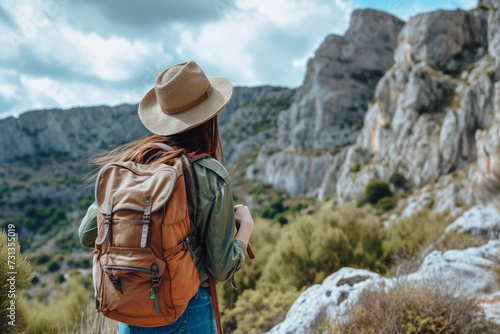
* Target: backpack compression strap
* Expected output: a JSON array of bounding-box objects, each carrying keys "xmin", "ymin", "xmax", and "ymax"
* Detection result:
[{"xmin": 209, "ymin": 275, "xmax": 223, "ymax": 334}]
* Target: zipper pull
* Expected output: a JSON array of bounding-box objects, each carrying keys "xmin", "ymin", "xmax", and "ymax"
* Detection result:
[
  {"xmin": 109, "ymin": 274, "xmax": 123, "ymax": 294},
  {"xmin": 151, "ymin": 263, "xmax": 160, "ymax": 314}
]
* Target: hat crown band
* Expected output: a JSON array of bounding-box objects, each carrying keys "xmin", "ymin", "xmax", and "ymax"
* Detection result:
[
  {"xmin": 161, "ymin": 85, "xmax": 213, "ymax": 114},
  {"xmin": 154, "ymin": 61, "xmax": 211, "ymax": 115}
]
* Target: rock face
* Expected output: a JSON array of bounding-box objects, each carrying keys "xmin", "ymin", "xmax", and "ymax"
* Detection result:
[
  {"xmin": 445, "ymin": 204, "xmax": 500, "ymax": 239},
  {"xmin": 327, "ymin": 6, "xmax": 493, "ymax": 203},
  {"xmin": 265, "ymin": 206, "xmax": 500, "ymax": 333},
  {"xmin": 248, "ymin": 9, "xmax": 405, "ymax": 195},
  {"xmin": 0, "ymin": 86, "xmax": 292, "ymax": 165},
  {"xmin": 394, "ymin": 9, "xmax": 487, "ymax": 68},
  {"xmin": 219, "ymin": 87, "xmax": 296, "ymax": 164},
  {"xmin": 0, "ymin": 104, "xmax": 146, "ymax": 162}
]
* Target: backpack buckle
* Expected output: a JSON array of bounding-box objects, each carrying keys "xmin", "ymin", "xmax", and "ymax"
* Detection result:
[
  {"xmin": 96, "ymin": 196, "xmax": 115, "ymax": 246},
  {"xmin": 141, "ymin": 196, "xmax": 152, "ymax": 248}
]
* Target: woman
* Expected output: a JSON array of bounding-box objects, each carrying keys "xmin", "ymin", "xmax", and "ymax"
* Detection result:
[{"xmin": 78, "ymin": 60, "xmax": 255, "ymax": 333}]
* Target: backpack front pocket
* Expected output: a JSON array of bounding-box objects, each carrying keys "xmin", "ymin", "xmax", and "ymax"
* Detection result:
[{"xmin": 100, "ymin": 246, "xmax": 166, "ymax": 319}]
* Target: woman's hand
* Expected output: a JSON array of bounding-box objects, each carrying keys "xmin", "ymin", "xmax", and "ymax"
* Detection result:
[
  {"xmin": 234, "ymin": 204, "xmax": 254, "ymax": 231},
  {"xmin": 234, "ymin": 204, "xmax": 254, "ymax": 248}
]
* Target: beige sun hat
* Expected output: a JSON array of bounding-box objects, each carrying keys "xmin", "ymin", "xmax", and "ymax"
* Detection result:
[{"xmin": 138, "ymin": 60, "xmax": 234, "ymax": 136}]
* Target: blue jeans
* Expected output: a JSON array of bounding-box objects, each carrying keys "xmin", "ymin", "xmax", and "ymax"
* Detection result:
[{"xmin": 117, "ymin": 285, "xmax": 217, "ymax": 334}]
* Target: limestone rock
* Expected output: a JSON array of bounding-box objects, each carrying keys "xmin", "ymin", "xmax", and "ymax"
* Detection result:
[
  {"xmin": 265, "ymin": 233, "xmax": 500, "ymax": 333},
  {"xmin": 250, "ymin": 9, "xmax": 404, "ymax": 195}
]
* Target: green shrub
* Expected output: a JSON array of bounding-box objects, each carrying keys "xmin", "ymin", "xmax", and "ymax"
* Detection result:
[
  {"xmin": 428, "ymin": 198, "xmax": 435, "ymax": 209},
  {"xmin": 260, "ymin": 205, "xmax": 388, "ymax": 291},
  {"xmin": 269, "ymin": 198, "xmax": 285, "ymax": 213},
  {"xmin": 0, "ymin": 182, "xmax": 11, "ymax": 198},
  {"xmin": 17, "ymin": 172, "xmax": 31, "ymax": 182},
  {"xmin": 290, "ymin": 202, "xmax": 307, "ymax": 215},
  {"xmin": 219, "ymin": 218, "xmax": 282, "ymax": 310},
  {"xmin": 274, "ymin": 214, "xmax": 288, "ymax": 226},
  {"xmin": 261, "ymin": 207, "xmax": 277, "ymax": 219},
  {"xmin": 366, "ymin": 180, "xmax": 392, "ymax": 204},
  {"xmin": 47, "ymin": 261, "xmax": 60, "ymax": 273},
  {"xmin": 67, "ymin": 257, "xmax": 92, "ymax": 269},
  {"xmin": 374, "ymin": 196, "xmax": 395, "ymax": 211},
  {"xmin": 260, "ymin": 197, "xmax": 286, "ymax": 219},
  {"xmin": 23, "ymin": 273, "xmax": 94, "ymax": 333},
  {"xmin": 11, "ymin": 184, "xmax": 25, "ymax": 192},
  {"xmin": 350, "ymin": 163, "xmax": 361, "ymax": 173},
  {"xmin": 41, "ymin": 196, "xmax": 52, "ymax": 206},
  {"xmin": 222, "ymin": 287, "xmax": 301, "ymax": 334},
  {"xmin": 33, "ymin": 253, "xmax": 51, "ymax": 265},
  {"xmin": 382, "ymin": 210, "xmax": 455, "ymax": 260},
  {"xmin": 249, "ymin": 184, "xmax": 272, "ymax": 196},
  {"xmin": 55, "ymin": 273, "xmax": 65, "ymax": 284},
  {"xmin": 389, "ymin": 172, "xmax": 407, "ymax": 189},
  {"xmin": 16, "ymin": 195, "xmax": 37, "ymax": 209}
]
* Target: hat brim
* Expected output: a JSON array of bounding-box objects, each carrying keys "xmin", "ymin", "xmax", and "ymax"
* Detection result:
[{"xmin": 138, "ymin": 76, "xmax": 233, "ymax": 136}]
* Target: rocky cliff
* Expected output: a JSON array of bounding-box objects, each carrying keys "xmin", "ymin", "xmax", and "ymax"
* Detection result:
[
  {"xmin": 263, "ymin": 1, "xmax": 500, "ymax": 332},
  {"xmin": 247, "ymin": 9, "xmax": 405, "ymax": 195},
  {"xmin": 332, "ymin": 7, "xmax": 491, "ymax": 206},
  {"xmin": 0, "ymin": 86, "xmax": 292, "ymax": 165}
]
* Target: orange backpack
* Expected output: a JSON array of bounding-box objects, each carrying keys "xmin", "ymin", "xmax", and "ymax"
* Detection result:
[{"xmin": 91, "ymin": 156, "xmax": 201, "ymax": 327}]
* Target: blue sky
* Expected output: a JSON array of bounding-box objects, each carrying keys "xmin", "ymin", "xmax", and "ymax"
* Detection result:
[{"xmin": 0, "ymin": 0, "xmax": 476, "ymax": 118}]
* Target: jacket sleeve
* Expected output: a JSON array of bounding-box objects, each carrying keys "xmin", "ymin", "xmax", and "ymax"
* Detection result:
[
  {"xmin": 78, "ymin": 202, "xmax": 98, "ymax": 248},
  {"xmin": 204, "ymin": 180, "xmax": 246, "ymax": 288}
]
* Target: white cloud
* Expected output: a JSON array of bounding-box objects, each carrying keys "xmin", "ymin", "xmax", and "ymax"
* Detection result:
[
  {"xmin": 0, "ymin": 0, "xmax": 477, "ymax": 118},
  {"xmin": 175, "ymin": 0, "xmax": 353, "ymax": 85},
  {"xmin": 0, "ymin": 0, "xmax": 355, "ymax": 118},
  {"xmin": 59, "ymin": 27, "xmax": 165, "ymax": 82}
]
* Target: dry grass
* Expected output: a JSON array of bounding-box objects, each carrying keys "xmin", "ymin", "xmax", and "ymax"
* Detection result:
[{"xmin": 322, "ymin": 278, "xmax": 500, "ymax": 334}]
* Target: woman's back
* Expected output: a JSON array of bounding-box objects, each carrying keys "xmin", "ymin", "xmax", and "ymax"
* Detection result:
[{"xmin": 80, "ymin": 60, "xmax": 255, "ymax": 333}]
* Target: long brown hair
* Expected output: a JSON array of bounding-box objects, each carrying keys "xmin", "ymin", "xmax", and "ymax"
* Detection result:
[{"xmin": 84, "ymin": 115, "xmax": 224, "ymax": 215}]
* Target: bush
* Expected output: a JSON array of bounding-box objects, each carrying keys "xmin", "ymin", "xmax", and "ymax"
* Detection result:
[
  {"xmin": 374, "ymin": 196, "xmax": 395, "ymax": 211},
  {"xmin": 17, "ymin": 172, "xmax": 31, "ymax": 182},
  {"xmin": 41, "ymin": 196, "xmax": 52, "ymax": 206},
  {"xmin": 260, "ymin": 197, "xmax": 286, "ymax": 219},
  {"xmin": 23, "ymin": 274, "xmax": 94, "ymax": 333},
  {"xmin": 382, "ymin": 210, "xmax": 455, "ymax": 261},
  {"xmin": 350, "ymin": 163, "xmax": 361, "ymax": 173},
  {"xmin": 269, "ymin": 198, "xmax": 285, "ymax": 213},
  {"xmin": 389, "ymin": 172, "xmax": 407, "ymax": 189},
  {"xmin": 290, "ymin": 202, "xmax": 307, "ymax": 215},
  {"xmin": 248, "ymin": 184, "xmax": 272, "ymax": 196},
  {"xmin": 331, "ymin": 279, "xmax": 500, "ymax": 333},
  {"xmin": 55, "ymin": 273, "xmax": 65, "ymax": 284},
  {"xmin": 218, "ymin": 218, "xmax": 282, "ymax": 310},
  {"xmin": 260, "ymin": 205, "xmax": 388, "ymax": 291},
  {"xmin": 47, "ymin": 261, "xmax": 60, "ymax": 273},
  {"xmin": 365, "ymin": 180, "xmax": 392, "ymax": 204},
  {"xmin": 274, "ymin": 214, "xmax": 288, "ymax": 226},
  {"xmin": 33, "ymin": 253, "xmax": 51, "ymax": 265},
  {"xmin": 222, "ymin": 287, "xmax": 301, "ymax": 334}
]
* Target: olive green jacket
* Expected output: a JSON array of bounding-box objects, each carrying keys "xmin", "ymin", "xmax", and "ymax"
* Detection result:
[{"xmin": 78, "ymin": 156, "xmax": 246, "ymax": 289}]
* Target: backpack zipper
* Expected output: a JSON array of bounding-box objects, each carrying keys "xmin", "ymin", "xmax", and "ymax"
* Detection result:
[{"xmin": 103, "ymin": 265, "xmax": 152, "ymax": 273}]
